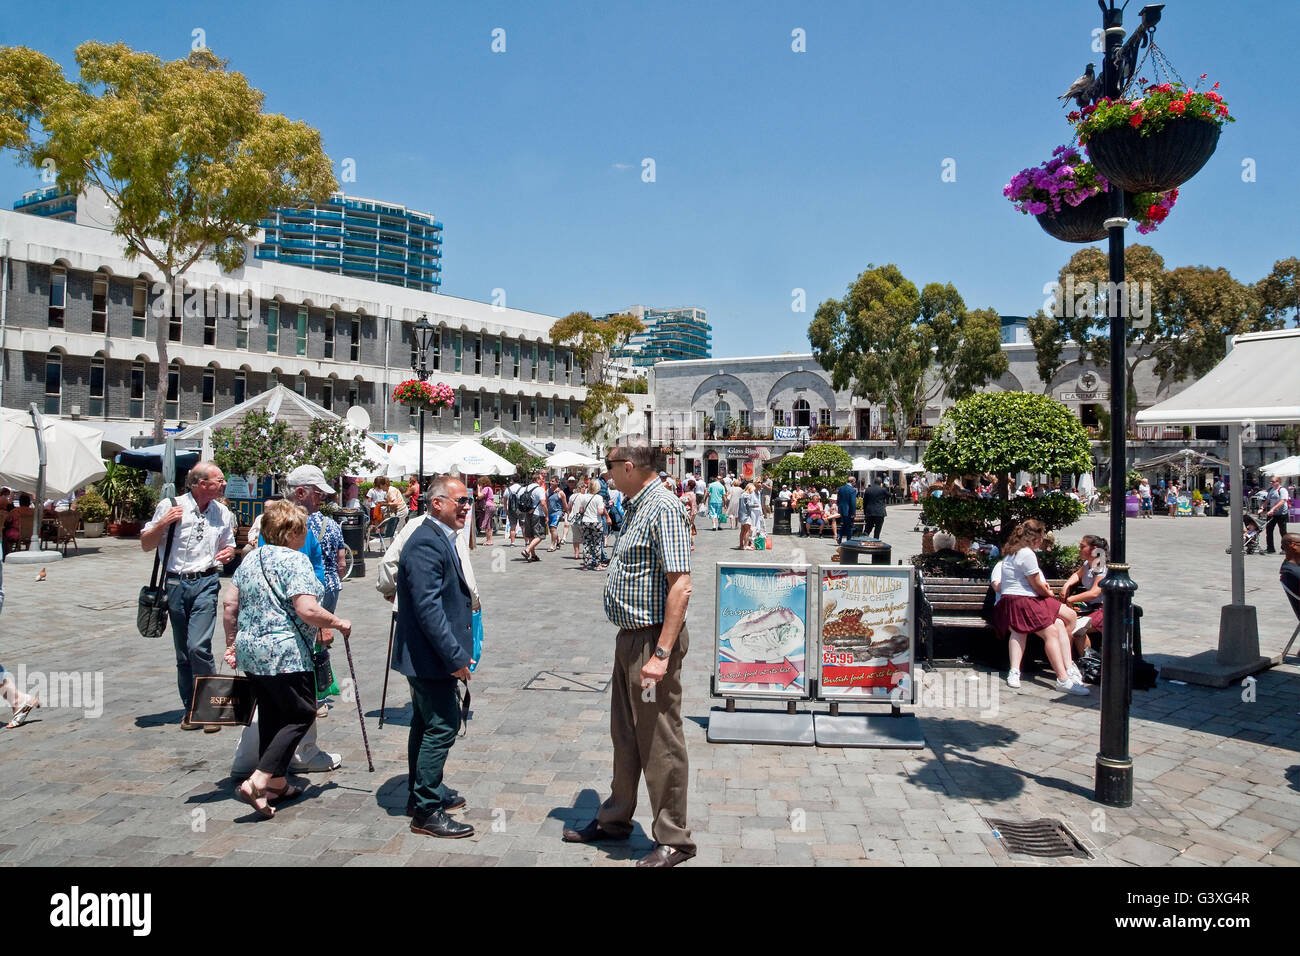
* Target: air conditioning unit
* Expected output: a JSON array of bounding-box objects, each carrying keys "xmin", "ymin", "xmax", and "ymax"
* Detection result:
[{"xmin": 70, "ymin": 405, "xmax": 82, "ymax": 419}]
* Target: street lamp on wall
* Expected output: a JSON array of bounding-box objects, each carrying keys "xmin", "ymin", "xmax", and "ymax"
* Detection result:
[{"xmin": 412, "ymin": 315, "xmax": 436, "ymax": 511}]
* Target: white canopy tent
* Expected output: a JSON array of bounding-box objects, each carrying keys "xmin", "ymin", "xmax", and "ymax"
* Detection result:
[
  {"xmin": 546, "ymin": 451, "xmax": 601, "ymax": 470},
  {"xmin": 0, "ymin": 405, "xmax": 106, "ymax": 499},
  {"xmin": 1261, "ymin": 454, "xmax": 1300, "ymax": 478},
  {"xmin": 1135, "ymin": 328, "xmax": 1300, "ymax": 685}
]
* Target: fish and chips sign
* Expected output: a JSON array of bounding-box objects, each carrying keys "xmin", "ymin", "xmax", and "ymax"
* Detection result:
[{"xmin": 712, "ymin": 563, "xmax": 916, "ymax": 706}]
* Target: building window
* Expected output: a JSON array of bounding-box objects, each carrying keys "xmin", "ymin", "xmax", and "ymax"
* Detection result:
[
  {"xmin": 473, "ymin": 335, "xmax": 482, "ymax": 375},
  {"xmin": 512, "ymin": 342, "xmax": 520, "ymax": 379},
  {"xmin": 44, "ymin": 351, "xmax": 62, "ymax": 414},
  {"xmin": 203, "ymin": 302, "xmax": 217, "ymax": 347},
  {"xmin": 452, "ymin": 390, "xmax": 461, "ymax": 419},
  {"xmin": 563, "ymin": 351, "xmax": 572, "ymax": 383},
  {"xmin": 773, "ymin": 407, "xmax": 785, "ymax": 426},
  {"xmin": 295, "ymin": 372, "xmax": 308, "ymax": 397},
  {"xmin": 547, "ymin": 399, "xmax": 554, "ymax": 423},
  {"xmin": 49, "ymin": 268, "xmax": 66, "ymax": 328},
  {"xmin": 130, "ymin": 361, "xmax": 146, "ymax": 418},
  {"xmin": 322, "ymin": 379, "xmax": 334, "ymax": 411},
  {"xmin": 236, "ymin": 313, "xmax": 249, "ymax": 350},
  {"xmin": 350, "ymin": 318, "xmax": 361, "ymax": 362},
  {"xmin": 267, "ymin": 302, "xmax": 279, "ymax": 353},
  {"xmin": 819, "ymin": 408, "xmax": 831, "ymax": 427},
  {"xmin": 92, "ymin": 276, "xmax": 108, "ymax": 334},
  {"xmin": 493, "ymin": 396, "xmax": 501, "ymax": 421},
  {"xmin": 89, "ymin": 354, "xmax": 106, "ymax": 417},
  {"xmin": 793, "ymin": 399, "xmax": 811, "ymax": 428},
  {"xmin": 132, "ymin": 282, "xmax": 147, "ymax": 337},
  {"xmin": 528, "ymin": 399, "xmax": 536, "ymax": 424},
  {"xmin": 348, "ymin": 381, "xmax": 360, "ymax": 408},
  {"xmin": 493, "ymin": 340, "xmax": 502, "ymax": 376},
  {"xmin": 453, "ymin": 332, "xmax": 462, "ymax": 373},
  {"xmin": 166, "ymin": 363, "xmax": 180, "ymax": 419},
  {"xmin": 296, "ymin": 306, "xmax": 308, "ymax": 356},
  {"xmin": 562, "ymin": 401, "xmax": 570, "ymax": 426},
  {"xmin": 324, "ymin": 311, "xmax": 335, "ymax": 360},
  {"xmin": 202, "ymin": 367, "xmax": 216, "ymax": 417},
  {"xmin": 234, "ymin": 370, "xmax": 246, "ymax": 405},
  {"xmin": 431, "ymin": 328, "xmax": 442, "ymax": 371},
  {"xmin": 547, "ymin": 347, "xmax": 555, "ymax": 383},
  {"xmin": 472, "ymin": 396, "xmax": 481, "ymax": 428},
  {"xmin": 740, "ymin": 409, "xmax": 751, "ymax": 428},
  {"xmin": 512, "ymin": 400, "xmax": 520, "ymax": 423}
]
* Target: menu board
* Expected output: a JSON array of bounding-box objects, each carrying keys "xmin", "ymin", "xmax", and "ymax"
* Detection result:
[
  {"xmin": 817, "ymin": 567, "xmax": 916, "ymax": 702},
  {"xmin": 714, "ymin": 564, "xmax": 810, "ymax": 700}
]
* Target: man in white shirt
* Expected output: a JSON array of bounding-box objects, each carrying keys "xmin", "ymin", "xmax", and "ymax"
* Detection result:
[
  {"xmin": 140, "ymin": 461, "xmax": 236, "ymax": 730},
  {"xmin": 1264, "ymin": 476, "xmax": 1290, "ymax": 553}
]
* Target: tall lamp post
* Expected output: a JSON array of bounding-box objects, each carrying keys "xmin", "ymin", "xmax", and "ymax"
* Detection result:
[{"xmin": 411, "ymin": 315, "xmax": 436, "ymax": 512}]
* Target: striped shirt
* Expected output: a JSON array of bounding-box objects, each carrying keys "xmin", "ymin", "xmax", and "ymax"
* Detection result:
[{"xmin": 603, "ymin": 478, "xmax": 692, "ymax": 629}]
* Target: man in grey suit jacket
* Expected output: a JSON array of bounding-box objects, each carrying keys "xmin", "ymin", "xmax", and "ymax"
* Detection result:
[{"xmin": 394, "ymin": 475, "xmax": 475, "ymax": 838}]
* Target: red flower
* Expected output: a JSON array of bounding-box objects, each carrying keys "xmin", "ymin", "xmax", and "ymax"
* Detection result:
[
  {"xmin": 1068, "ymin": 110, "xmax": 1081, "ymax": 121},
  {"xmin": 1169, "ymin": 100, "xmax": 1185, "ymax": 114},
  {"xmin": 1129, "ymin": 112, "xmax": 1144, "ymax": 128},
  {"xmin": 1217, "ymin": 104, "xmax": 1229, "ymax": 116},
  {"xmin": 1199, "ymin": 73, "xmax": 1208, "ymax": 79},
  {"xmin": 1213, "ymin": 82, "xmax": 1220, "ymax": 89}
]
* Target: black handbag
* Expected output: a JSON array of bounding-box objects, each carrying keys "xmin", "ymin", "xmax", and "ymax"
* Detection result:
[
  {"xmin": 137, "ymin": 499, "xmax": 178, "ymax": 639},
  {"xmin": 189, "ymin": 673, "xmax": 255, "ymax": 725}
]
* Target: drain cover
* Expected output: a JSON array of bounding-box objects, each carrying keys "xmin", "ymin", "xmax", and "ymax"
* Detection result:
[
  {"xmin": 985, "ymin": 818, "xmax": 1091, "ymax": 859},
  {"xmin": 523, "ymin": 671, "xmax": 610, "ymax": 692}
]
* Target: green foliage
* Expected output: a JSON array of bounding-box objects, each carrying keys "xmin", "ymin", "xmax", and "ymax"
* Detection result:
[
  {"xmin": 300, "ymin": 419, "xmax": 377, "ymax": 482},
  {"xmin": 133, "ymin": 484, "xmax": 159, "ymax": 521},
  {"xmin": 73, "ymin": 490, "xmax": 110, "ymax": 523},
  {"xmin": 481, "ymin": 438, "xmax": 545, "ymax": 477},
  {"xmin": 799, "ymin": 443, "xmax": 852, "ymax": 488},
  {"xmin": 0, "ymin": 42, "xmax": 337, "ymax": 439},
  {"xmin": 93, "ymin": 462, "xmax": 150, "ymax": 522},
  {"xmin": 922, "ymin": 493, "xmax": 1086, "ymax": 546},
  {"xmin": 618, "ymin": 375, "xmax": 649, "ymax": 394},
  {"xmin": 1127, "ymin": 469, "xmax": 1143, "ymax": 488},
  {"xmin": 924, "ymin": 392, "xmax": 1093, "ymax": 479},
  {"xmin": 766, "ymin": 453, "xmax": 804, "ymax": 488},
  {"xmin": 211, "ymin": 410, "xmax": 304, "ymax": 478},
  {"xmin": 1039, "ymin": 545, "xmax": 1082, "ymax": 579},
  {"xmin": 808, "ymin": 264, "xmax": 1008, "ymax": 451}
]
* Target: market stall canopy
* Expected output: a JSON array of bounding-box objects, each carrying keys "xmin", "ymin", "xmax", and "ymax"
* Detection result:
[
  {"xmin": 478, "ymin": 426, "xmax": 548, "ymax": 459},
  {"xmin": 114, "ymin": 443, "xmax": 201, "ymax": 474},
  {"xmin": 172, "ymin": 385, "xmax": 338, "ymax": 439},
  {"xmin": 850, "ymin": 456, "xmax": 874, "ymax": 471},
  {"xmin": 546, "ymin": 451, "xmax": 601, "ymax": 470},
  {"xmin": 0, "ymin": 406, "xmax": 107, "ymax": 499},
  {"xmin": 879, "ymin": 457, "xmax": 916, "ymax": 471},
  {"xmin": 1133, "ymin": 447, "xmax": 1229, "ymax": 473},
  {"xmin": 1261, "ymin": 455, "xmax": 1300, "ymax": 478},
  {"xmin": 1135, "ymin": 329, "xmax": 1300, "ymax": 427}
]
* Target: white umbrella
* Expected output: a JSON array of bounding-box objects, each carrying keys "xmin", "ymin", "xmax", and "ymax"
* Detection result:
[
  {"xmin": 880, "ymin": 457, "xmax": 914, "ymax": 471},
  {"xmin": 850, "ymin": 456, "xmax": 874, "ymax": 471},
  {"xmin": 546, "ymin": 451, "xmax": 601, "ymax": 470},
  {"xmin": 902, "ymin": 462, "xmax": 927, "ymax": 474},
  {"xmin": 426, "ymin": 438, "xmax": 516, "ymax": 476},
  {"xmin": 1261, "ymin": 455, "xmax": 1300, "ymax": 478},
  {"xmin": 0, "ymin": 406, "xmax": 107, "ymax": 499}
]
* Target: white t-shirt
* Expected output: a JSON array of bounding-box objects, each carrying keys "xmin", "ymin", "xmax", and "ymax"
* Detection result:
[
  {"xmin": 1075, "ymin": 563, "xmax": 1106, "ymax": 607},
  {"xmin": 999, "ymin": 548, "xmax": 1043, "ymax": 598},
  {"xmin": 990, "ymin": 561, "xmax": 1005, "ymax": 604}
]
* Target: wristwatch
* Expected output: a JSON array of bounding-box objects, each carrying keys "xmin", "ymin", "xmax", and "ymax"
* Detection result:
[{"xmin": 653, "ymin": 646, "xmax": 670, "ymax": 660}]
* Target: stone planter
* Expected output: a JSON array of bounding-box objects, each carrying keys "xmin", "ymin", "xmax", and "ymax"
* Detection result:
[{"xmin": 83, "ymin": 521, "xmax": 105, "ymax": 538}]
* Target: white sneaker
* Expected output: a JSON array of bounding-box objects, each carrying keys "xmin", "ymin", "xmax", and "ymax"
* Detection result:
[
  {"xmin": 1067, "ymin": 663, "xmax": 1083, "ymax": 684},
  {"xmin": 1072, "ymin": 617, "xmax": 1092, "ymax": 637},
  {"xmin": 290, "ymin": 751, "xmax": 342, "ymax": 772},
  {"xmin": 1006, "ymin": 669, "xmax": 1021, "ymax": 688},
  {"xmin": 1055, "ymin": 676, "xmax": 1091, "ymax": 696}
]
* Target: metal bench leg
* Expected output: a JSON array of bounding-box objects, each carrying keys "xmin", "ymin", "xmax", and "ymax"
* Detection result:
[{"xmin": 1282, "ymin": 621, "xmax": 1300, "ymax": 662}]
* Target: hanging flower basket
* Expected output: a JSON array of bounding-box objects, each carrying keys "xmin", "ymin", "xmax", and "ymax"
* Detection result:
[
  {"xmin": 1071, "ymin": 78, "xmax": 1231, "ymax": 194},
  {"xmin": 391, "ymin": 379, "xmax": 454, "ymax": 410},
  {"xmin": 1035, "ymin": 191, "xmax": 1114, "ymax": 243},
  {"xmin": 1084, "ymin": 121, "xmax": 1219, "ymax": 193}
]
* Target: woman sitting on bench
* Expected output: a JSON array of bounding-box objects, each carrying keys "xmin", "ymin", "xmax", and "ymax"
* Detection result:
[
  {"xmin": 991, "ymin": 520, "xmax": 1089, "ymax": 696},
  {"xmin": 803, "ymin": 496, "xmax": 827, "ymax": 536},
  {"xmin": 1060, "ymin": 535, "xmax": 1108, "ymax": 657}
]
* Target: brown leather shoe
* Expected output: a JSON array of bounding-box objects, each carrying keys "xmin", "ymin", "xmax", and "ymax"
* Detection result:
[
  {"xmin": 635, "ymin": 844, "xmax": 693, "ymax": 868},
  {"xmin": 561, "ymin": 820, "xmax": 629, "ymax": 843}
]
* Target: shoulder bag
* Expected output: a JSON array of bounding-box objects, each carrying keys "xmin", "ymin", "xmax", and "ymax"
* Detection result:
[{"xmin": 137, "ymin": 498, "xmax": 178, "ymax": 639}]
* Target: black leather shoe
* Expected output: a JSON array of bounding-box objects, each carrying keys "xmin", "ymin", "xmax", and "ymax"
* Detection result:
[
  {"xmin": 407, "ymin": 789, "xmax": 466, "ymax": 816},
  {"xmin": 561, "ymin": 820, "xmax": 629, "ymax": 843},
  {"xmin": 635, "ymin": 844, "xmax": 694, "ymax": 868},
  {"xmin": 410, "ymin": 808, "xmax": 474, "ymax": 838}
]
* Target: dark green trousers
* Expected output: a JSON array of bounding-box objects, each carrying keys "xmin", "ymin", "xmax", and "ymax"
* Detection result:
[{"xmin": 406, "ymin": 676, "xmax": 460, "ymax": 816}]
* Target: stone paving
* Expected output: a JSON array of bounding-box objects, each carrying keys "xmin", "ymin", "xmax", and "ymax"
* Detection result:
[{"xmin": 0, "ymin": 504, "xmax": 1296, "ymax": 867}]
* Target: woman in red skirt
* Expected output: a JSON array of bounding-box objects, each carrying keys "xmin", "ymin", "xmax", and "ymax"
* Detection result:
[{"xmin": 993, "ymin": 519, "xmax": 1089, "ymax": 696}]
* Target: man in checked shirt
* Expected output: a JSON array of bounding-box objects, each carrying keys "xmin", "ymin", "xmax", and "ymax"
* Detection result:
[{"xmin": 562, "ymin": 440, "xmax": 697, "ymax": 867}]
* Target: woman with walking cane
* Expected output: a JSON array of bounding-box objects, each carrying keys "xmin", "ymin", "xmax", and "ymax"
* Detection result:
[{"xmin": 223, "ymin": 500, "xmax": 352, "ymax": 818}]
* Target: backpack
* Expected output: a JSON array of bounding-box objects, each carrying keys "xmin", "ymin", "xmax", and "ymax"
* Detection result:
[
  {"xmin": 522, "ymin": 483, "xmax": 545, "ymax": 516},
  {"xmin": 505, "ymin": 484, "xmax": 520, "ymax": 519},
  {"xmin": 597, "ymin": 477, "xmax": 612, "ymax": 508}
]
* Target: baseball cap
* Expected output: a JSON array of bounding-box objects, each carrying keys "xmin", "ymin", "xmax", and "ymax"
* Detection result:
[{"xmin": 285, "ymin": 465, "xmax": 335, "ymax": 494}]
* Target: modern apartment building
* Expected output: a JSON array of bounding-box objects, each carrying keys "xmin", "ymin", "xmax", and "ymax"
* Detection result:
[
  {"xmin": 0, "ymin": 210, "xmax": 590, "ymax": 455},
  {"xmin": 255, "ymin": 192, "xmax": 444, "ymax": 293},
  {"xmin": 598, "ymin": 305, "xmax": 712, "ymax": 366}
]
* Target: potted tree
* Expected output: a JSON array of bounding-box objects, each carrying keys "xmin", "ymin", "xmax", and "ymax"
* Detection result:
[
  {"xmin": 1192, "ymin": 489, "xmax": 1206, "ymax": 516},
  {"xmin": 1071, "ymin": 78, "xmax": 1232, "ymax": 194},
  {"xmin": 98, "ymin": 462, "xmax": 151, "ymax": 537},
  {"xmin": 75, "ymin": 490, "xmax": 110, "ymax": 538}
]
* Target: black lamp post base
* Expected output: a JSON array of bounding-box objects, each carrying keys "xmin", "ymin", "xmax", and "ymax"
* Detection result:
[{"xmin": 1094, "ymin": 755, "xmax": 1133, "ymax": 807}]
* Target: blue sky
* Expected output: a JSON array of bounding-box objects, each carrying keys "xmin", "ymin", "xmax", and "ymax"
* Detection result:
[{"xmin": 3, "ymin": 0, "xmax": 1295, "ymax": 356}]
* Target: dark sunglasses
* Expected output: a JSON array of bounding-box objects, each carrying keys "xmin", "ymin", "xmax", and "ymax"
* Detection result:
[
  {"xmin": 605, "ymin": 457, "xmax": 627, "ymax": 470},
  {"xmin": 436, "ymin": 495, "xmax": 474, "ymax": 507}
]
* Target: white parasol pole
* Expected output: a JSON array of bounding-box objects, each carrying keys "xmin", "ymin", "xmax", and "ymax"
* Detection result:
[{"xmin": 9, "ymin": 403, "xmax": 63, "ymax": 565}]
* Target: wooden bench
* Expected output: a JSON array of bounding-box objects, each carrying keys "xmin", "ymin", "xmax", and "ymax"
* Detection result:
[{"xmin": 917, "ymin": 574, "xmax": 1070, "ymax": 668}]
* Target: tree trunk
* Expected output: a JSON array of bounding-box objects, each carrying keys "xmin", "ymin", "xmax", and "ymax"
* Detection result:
[{"xmin": 151, "ymin": 270, "xmax": 175, "ymax": 441}]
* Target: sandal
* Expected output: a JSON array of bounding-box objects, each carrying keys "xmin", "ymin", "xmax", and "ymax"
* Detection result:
[
  {"xmin": 6, "ymin": 696, "xmax": 40, "ymax": 729},
  {"xmin": 265, "ymin": 781, "xmax": 305, "ymax": 804},
  {"xmin": 236, "ymin": 778, "xmax": 275, "ymax": 818}
]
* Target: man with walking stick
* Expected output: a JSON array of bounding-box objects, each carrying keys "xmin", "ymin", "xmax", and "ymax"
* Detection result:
[{"xmin": 392, "ymin": 475, "xmax": 476, "ymax": 838}]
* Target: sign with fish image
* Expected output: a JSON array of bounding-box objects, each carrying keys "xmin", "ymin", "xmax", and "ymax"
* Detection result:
[
  {"xmin": 817, "ymin": 566, "xmax": 916, "ymax": 703},
  {"xmin": 714, "ymin": 564, "xmax": 810, "ymax": 700}
]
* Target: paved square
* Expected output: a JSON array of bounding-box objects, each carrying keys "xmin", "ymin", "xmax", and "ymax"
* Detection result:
[{"xmin": 1, "ymin": 506, "xmax": 1296, "ymax": 866}]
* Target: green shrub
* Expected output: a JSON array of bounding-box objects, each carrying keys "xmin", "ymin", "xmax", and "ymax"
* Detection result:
[
  {"xmin": 922, "ymin": 493, "xmax": 1085, "ymax": 547},
  {"xmin": 74, "ymin": 491, "xmax": 110, "ymax": 523}
]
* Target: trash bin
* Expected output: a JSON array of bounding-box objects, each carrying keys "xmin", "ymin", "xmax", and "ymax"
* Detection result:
[
  {"xmin": 773, "ymin": 502, "xmax": 791, "ymax": 535},
  {"xmin": 337, "ymin": 508, "xmax": 367, "ymax": 578},
  {"xmin": 839, "ymin": 540, "xmax": 891, "ymax": 565}
]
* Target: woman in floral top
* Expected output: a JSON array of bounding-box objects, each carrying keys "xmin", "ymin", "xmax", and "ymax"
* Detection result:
[{"xmin": 222, "ymin": 500, "xmax": 351, "ymax": 818}]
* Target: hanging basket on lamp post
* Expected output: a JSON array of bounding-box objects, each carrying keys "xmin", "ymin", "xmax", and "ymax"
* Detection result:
[
  {"xmin": 1035, "ymin": 189, "xmax": 1138, "ymax": 243},
  {"xmin": 1071, "ymin": 78, "xmax": 1232, "ymax": 194},
  {"xmin": 391, "ymin": 379, "xmax": 455, "ymax": 413}
]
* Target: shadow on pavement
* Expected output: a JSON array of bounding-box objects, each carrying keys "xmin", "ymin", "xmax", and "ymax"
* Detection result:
[
  {"xmin": 547, "ymin": 787, "xmax": 654, "ymax": 860},
  {"xmin": 136, "ymin": 709, "xmax": 186, "ymax": 728}
]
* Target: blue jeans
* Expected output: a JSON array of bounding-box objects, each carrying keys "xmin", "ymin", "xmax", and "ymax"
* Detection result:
[
  {"xmin": 322, "ymin": 589, "xmax": 339, "ymax": 614},
  {"xmin": 600, "ymin": 515, "xmax": 608, "ymax": 561},
  {"xmin": 167, "ymin": 573, "xmax": 220, "ymax": 710}
]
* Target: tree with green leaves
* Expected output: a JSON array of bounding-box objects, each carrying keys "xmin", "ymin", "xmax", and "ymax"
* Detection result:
[
  {"xmin": 808, "ymin": 264, "xmax": 1007, "ymax": 453},
  {"xmin": 302, "ymin": 419, "xmax": 378, "ymax": 485},
  {"xmin": 922, "ymin": 392, "xmax": 1093, "ymax": 544},
  {"xmin": 549, "ymin": 311, "xmax": 645, "ymax": 449},
  {"xmin": 799, "ymin": 443, "xmax": 853, "ymax": 488},
  {"xmin": 481, "ymin": 438, "xmax": 545, "ymax": 478},
  {"xmin": 1252, "ymin": 256, "xmax": 1300, "ymax": 327},
  {"xmin": 0, "ymin": 42, "xmax": 337, "ymax": 440},
  {"xmin": 211, "ymin": 410, "xmax": 304, "ymax": 479},
  {"xmin": 1029, "ymin": 245, "xmax": 1270, "ymax": 428}
]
